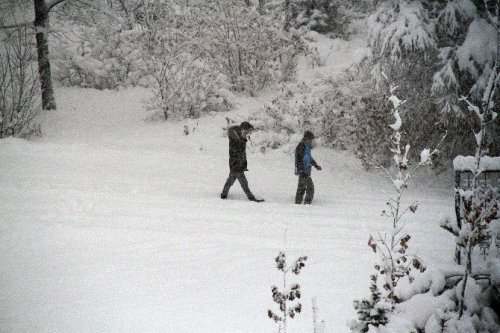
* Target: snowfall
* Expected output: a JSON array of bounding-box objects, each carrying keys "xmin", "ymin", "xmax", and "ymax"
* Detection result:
[{"xmin": 0, "ymin": 34, "xmax": 458, "ymax": 333}]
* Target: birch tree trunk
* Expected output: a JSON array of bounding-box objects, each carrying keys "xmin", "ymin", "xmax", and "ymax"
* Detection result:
[
  {"xmin": 258, "ymin": 0, "xmax": 265, "ymax": 14},
  {"xmin": 34, "ymin": 0, "xmax": 56, "ymax": 110},
  {"xmin": 284, "ymin": 0, "xmax": 291, "ymax": 31}
]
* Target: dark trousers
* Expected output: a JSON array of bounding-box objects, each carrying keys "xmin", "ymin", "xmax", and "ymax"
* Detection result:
[
  {"xmin": 296, "ymin": 175, "xmax": 314, "ymax": 204},
  {"xmin": 221, "ymin": 171, "xmax": 255, "ymax": 199}
]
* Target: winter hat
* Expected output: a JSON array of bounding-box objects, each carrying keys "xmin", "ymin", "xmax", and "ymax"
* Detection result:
[
  {"xmin": 303, "ymin": 130, "xmax": 315, "ymax": 140},
  {"xmin": 240, "ymin": 121, "xmax": 254, "ymax": 130}
]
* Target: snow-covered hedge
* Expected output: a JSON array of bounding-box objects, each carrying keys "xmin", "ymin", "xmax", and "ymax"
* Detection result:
[{"xmin": 54, "ymin": 26, "xmax": 145, "ymax": 90}]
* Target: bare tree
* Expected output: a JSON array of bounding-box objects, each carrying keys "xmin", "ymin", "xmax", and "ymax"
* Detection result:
[{"xmin": 0, "ymin": 26, "xmax": 41, "ymax": 138}]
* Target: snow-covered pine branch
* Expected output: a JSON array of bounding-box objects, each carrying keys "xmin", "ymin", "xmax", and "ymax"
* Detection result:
[{"xmin": 363, "ymin": 0, "xmax": 499, "ymax": 162}]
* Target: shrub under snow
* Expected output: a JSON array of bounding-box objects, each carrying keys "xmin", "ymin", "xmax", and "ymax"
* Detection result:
[
  {"xmin": 54, "ymin": 25, "xmax": 145, "ymax": 90},
  {"xmin": 0, "ymin": 28, "xmax": 41, "ymax": 138},
  {"xmin": 202, "ymin": 4, "xmax": 305, "ymax": 95}
]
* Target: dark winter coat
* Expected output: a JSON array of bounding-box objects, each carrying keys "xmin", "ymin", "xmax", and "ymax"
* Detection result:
[
  {"xmin": 295, "ymin": 139, "xmax": 319, "ymax": 176},
  {"xmin": 227, "ymin": 125, "xmax": 248, "ymax": 172}
]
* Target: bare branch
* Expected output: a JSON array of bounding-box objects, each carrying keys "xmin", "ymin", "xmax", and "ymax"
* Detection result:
[
  {"xmin": 47, "ymin": 0, "xmax": 68, "ymax": 10},
  {"xmin": 440, "ymin": 223, "xmax": 459, "ymax": 237},
  {"xmin": 56, "ymin": 0, "xmax": 123, "ymax": 24},
  {"xmin": 362, "ymin": 152, "xmax": 394, "ymax": 183},
  {"xmin": 0, "ymin": 21, "xmax": 34, "ymax": 30},
  {"xmin": 1, "ymin": 0, "xmax": 67, "ymax": 29},
  {"xmin": 484, "ymin": 0, "xmax": 498, "ymax": 27}
]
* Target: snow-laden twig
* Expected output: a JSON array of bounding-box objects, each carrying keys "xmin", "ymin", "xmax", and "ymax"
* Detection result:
[{"xmin": 268, "ymin": 234, "xmax": 307, "ymax": 333}]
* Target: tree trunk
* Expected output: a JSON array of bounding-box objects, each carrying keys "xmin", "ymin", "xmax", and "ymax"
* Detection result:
[
  {"xmin": 284, "ymin": 0, "xmax": 291, "ymax": 31},
  {"xmin": 34, "ymin": 0, "xmax": 56, "ymax": 110},
  {"xmin": 258, "ymin": 0, "xmax": 265, "ymax": 14},
  {"xmin": 459, "ymin": 243, "xmax": 472, "ymax": 317}
]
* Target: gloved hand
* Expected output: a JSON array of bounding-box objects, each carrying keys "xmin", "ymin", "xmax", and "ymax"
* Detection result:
[{"xmin": 315, "ymin": 165, "xmax": 322, "ymax": 171}]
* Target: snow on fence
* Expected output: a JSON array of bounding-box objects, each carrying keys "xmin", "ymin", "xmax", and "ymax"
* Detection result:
[{"xmin": 453, "ymin": 156, "xmax": 500, "ymax": 173}]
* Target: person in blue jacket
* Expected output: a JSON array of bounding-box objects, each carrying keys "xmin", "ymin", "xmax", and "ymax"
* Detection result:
[{"xmin": 295, "ymin": 131, "xmax": 322, "ymax": 204}]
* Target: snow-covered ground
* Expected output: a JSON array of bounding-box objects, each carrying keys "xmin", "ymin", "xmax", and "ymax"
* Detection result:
[{"xmin": 0, "ymin": 36, "xmax": 457, "ymax": 333}]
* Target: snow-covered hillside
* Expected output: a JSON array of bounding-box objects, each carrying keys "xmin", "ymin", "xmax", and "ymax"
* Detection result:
[{"xmin": 0, "ymin": 36, "xmax": 457, "ymax": 333}]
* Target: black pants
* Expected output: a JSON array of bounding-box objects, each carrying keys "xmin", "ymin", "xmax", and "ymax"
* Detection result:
[
  {"xmin": 221, "ymin": 171, "xmax": 255, "ymax": 199},
  {"xmin": 296, "ymin": 175, "xmax": 314, "ymax": 204}
]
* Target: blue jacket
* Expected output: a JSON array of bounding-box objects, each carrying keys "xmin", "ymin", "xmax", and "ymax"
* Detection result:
[{"xmin": 295, "ymin": 140, "xmax": 318, "ymax": 176}]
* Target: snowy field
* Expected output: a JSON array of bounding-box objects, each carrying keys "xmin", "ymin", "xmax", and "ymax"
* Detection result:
[{"xmin": 1, "ymin": 37, "xmax": 457, "ymax": 333}]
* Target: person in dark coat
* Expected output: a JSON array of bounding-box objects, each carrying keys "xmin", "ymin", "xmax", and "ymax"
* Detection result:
[
  {"xmin": 295, "ymin": 131, "xmax": 322, "ymax": 204},
  {"xmin": 221, "ymin": 121, "xmax": 264, "ymax": 202}
]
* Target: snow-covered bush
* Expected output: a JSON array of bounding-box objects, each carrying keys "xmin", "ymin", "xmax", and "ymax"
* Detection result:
[
  {"xmin": 0, "ymin": 28, "xmax": 41, "ymax": 138},
  {"xmin": 351, "ymin": 83, "xmax": 441, "ymax": 332},
  {"xmin": 52, "ymin": 1, "xmax": 146, "ymax": 90},
  {"xmin": 351, "ymin": 75, "xmax": 500, "ymax": 333},
  {"xmin": 55, "ymin": 26, "xmax": 144, "ymax": 90},
  {"xmin": 247, "ymin": 84, "xmax": 326, "ymax": 152},
  {"xmin": 140, "ymin": 22, "xmax": 231, "ymax": 120},
  {"xmin": 290, "ymin": 0, "xmax": 351, "ymax": 37},
  {"xmin": 266, "ymin": 0, "xmax": 354, "ymax": 37},
  {"xmin": 351, "ymin": 274, "xmax": 391, "ymax": 332},
  {"xmin": 53, "ymin": 0, "xmax": 299, "ymax": 117},
  {"xmin": 370, "ymin": 93, "xmax": 500, "ymax": 333},
  {"xmin": 202, "ymin": 3, "xmax": 305, "ymax": 95},
  {"xmin": 244, "ymin": 76, "xmax": 362, "ymax": 156},
  {"xmin": 348, "ymin": 92, "xmax": 393, "ymax": 168},
  {"xmin": 315, "ymin": 69, "xmax": 397, "ymax": 167},
  {"xmin": 268, "ymin": 251, "xmax": 307, "ymax": 333},
  {"xmin": 319, "ymin": 90, "xmax": 357, "ymax": 150},
  {"xmin": 249, "ymin": 74, "xmax": 391, "ymax": 164}
]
